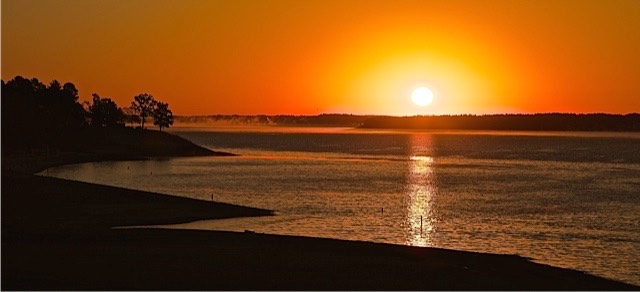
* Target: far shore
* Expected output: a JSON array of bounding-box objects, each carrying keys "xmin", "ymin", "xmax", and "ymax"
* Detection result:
[{"xmin": 2, "ymin": 129, "xmax": 638, "ymax": 290}]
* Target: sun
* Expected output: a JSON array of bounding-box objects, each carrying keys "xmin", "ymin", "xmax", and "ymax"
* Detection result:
[{"xmin": 411, "ymin": 87, "xmax": 434, "ymax": 107}]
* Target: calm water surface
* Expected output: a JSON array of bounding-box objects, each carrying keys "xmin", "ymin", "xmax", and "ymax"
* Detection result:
[{"xmin": 42, "ymin": 127, "xmax": 640, "ymax": 285}]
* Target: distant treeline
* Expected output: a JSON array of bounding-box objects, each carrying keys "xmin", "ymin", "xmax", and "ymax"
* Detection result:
[
  {"xmin": 175, "ymin": 113, "xmax": 640, "ymax": 131},
  {"xmin": 175, "ymin": 114, "xmax": 372, "ymax": 127},
  {"xmin": 360, "ymin": 114, "xmax": 640, "ymax": 131}
]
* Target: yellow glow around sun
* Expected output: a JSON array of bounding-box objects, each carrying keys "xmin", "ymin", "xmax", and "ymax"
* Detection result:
[{"xmin": 411, "ymin": 87, "xmax": 434, "ymax": 107}]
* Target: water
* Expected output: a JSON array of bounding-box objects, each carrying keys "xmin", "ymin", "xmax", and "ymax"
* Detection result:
[{"xmin": 41, "ymin": 127, "xmax": 640, "ymax": 285}]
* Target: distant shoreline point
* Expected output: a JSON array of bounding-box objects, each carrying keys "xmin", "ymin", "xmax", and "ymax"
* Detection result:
[{"xmin": 172, "ymin": 113, "xmax": 640, "ymax": 132}]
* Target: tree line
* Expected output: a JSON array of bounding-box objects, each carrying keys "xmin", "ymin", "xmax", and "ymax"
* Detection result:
[
  {"xmin": 2, "ymin": 76, "xmax": 174, "ymax": 148},
  {"xmin": 360, "ymin": 114, "xmax": 640, "ymax": 131}
]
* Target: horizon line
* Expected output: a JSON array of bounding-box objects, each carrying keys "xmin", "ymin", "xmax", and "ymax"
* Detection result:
[{"xmin": 174, "ymin": 112, "xmax": 640, "ymax": 117}]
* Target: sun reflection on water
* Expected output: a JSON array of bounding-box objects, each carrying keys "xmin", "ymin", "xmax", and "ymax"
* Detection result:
[{"xmin": 404, "ymin": 134, "xmax": 438, "ymax": 247}]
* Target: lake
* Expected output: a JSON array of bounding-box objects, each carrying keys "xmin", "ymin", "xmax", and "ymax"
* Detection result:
[{"xmin": 41, "ymin": 127, "xmax": 640, "ymax": 285}]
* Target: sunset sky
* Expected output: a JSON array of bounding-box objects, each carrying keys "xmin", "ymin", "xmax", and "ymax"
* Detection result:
[{"xmin": 2, "ymin": 0, "xmax": 639, "ymax": 116}]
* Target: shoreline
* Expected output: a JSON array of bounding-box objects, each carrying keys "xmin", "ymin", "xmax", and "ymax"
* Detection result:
[
  {"xmin": 3, "ymin": 128, "xmax": 237, "ymax": 177},
  {"xmin": 3, "ymin": 131, "xmax": 638, "ymax": 290}
]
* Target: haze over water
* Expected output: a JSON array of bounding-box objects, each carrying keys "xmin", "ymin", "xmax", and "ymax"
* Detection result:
[{"xmin": 42, "ymin": 127, "xmax": 640, "ymax": 285}]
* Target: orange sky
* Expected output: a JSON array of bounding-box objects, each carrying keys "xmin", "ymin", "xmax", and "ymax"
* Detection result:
[{"xmin": 2, "ymin": 0, "xmax": 639, "ymax": 115}]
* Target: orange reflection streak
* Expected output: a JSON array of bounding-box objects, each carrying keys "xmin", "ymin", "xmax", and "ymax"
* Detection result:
[{"xmin": 404, "ymin": 134, "xmax": 438, "ymax": 247}]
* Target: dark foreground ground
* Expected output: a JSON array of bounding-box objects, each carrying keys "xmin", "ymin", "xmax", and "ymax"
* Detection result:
[{"xmin": 2, "ymin": 175, "xmax": 637, "ymax": 290}]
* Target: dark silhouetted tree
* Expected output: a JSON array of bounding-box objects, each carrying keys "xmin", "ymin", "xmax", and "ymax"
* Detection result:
[
  {"xmin": 152, "ymin": 102, "xmax": 174, "ymax": 131},
  {"xmin": 89, "ymin": 93, "xmax": 125, "ymax": 127},
  {"xmin": 130, "ymin": 93, "xmax": 156, "ymax": 129},
  {"xmin": 41, "ymin": 80, "xmax": 85, "ymax": 130},
  {"xmin": 48, "ymin": 80, "xmax": 61, "ymax": 91},
  {"xmin": 1, "ymin": 76, "xmax": 86, "ymax": 148},
  {"xmin": 2, "ymin": 76, "xmax": 42, "ymax": 146}
]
